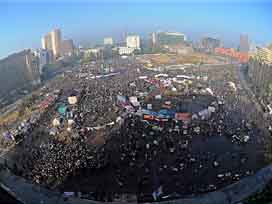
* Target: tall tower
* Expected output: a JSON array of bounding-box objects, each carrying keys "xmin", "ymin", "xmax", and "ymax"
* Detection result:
[
  {"xmin": 151, "ymin": 32, "xmax": 157, "ymax": 47},
  {"xmin": 61, "ymin": 39, "xmax": 74, "ymax": 56},
  {"xmin": 51, "ymin": 29, "xmax": 62, "ymax": 58},
  {"xmin": 41, "ymin": 34, "xmax": 52, "ymax": 50},
  {"xmin": 41, "ymin": 28, "xmax": 61, "ymax": 59},
  {"xmin": 41, "ymin": 37, "xmax": 46, "ymax": 50},
  {"xmin": 126, "ymin": 35, "xmax": 140, "ymax": 49},
  {"xmin": 239, "ymin": 34, "xmax": 249, "ymax": 53}
]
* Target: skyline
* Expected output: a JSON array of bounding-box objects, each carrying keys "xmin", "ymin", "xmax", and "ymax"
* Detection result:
[{"xmin": 0, "ymin": 0, "xmax": 271, "ymax": 59}]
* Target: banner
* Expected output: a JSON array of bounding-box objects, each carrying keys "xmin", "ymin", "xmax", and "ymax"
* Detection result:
[{"xmin": 175, "ymin": 113, "xmax": 191, "ymax": 121}]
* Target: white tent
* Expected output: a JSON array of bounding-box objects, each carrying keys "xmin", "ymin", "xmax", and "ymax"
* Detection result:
[
  {"xmin": 129, "ymin": 96, "xmax": 140, "ymax": 106},
  {"xmin": 52, "ymin": 118, "xmax": 60, "ymax": 127},
  {"xmin": 68, "ymin": 96, "xmax": 78, "ymax": 105}
]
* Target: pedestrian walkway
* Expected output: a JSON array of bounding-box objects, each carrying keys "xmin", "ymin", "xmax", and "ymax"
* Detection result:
[{"xmin": 2, "ymin": 164, "xmax": 272, "ymax": 204}]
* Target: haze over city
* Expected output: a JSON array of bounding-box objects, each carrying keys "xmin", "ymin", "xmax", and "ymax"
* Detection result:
[
  {"xmin": 2, "ymin": 1, "xmax": 272, "ymax": 204},
  {"xmin": 0, "ymin": 0, "xmax": 271, "ymax": 59}
]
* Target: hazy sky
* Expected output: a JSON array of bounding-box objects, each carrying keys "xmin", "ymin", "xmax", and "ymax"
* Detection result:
[{"xmin": 0, "ymin": 0, "xmax": 271, "ymax": 59}]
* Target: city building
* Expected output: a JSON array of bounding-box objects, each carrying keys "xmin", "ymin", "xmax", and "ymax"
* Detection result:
[
  {"xmin": 104, "ymin": 37, "xmax": 113, "ymax": 45},
  {"xmin": 239, "ymin": 34, "xmax": 250, "ymax": 53},
  {"xmin": 214, "ymin": 47, "xmax": 249, "ymax": 63},
  {"xmin": 150, "ymin": 32, "xmax": 157, "ymax": 47},
  {"xmin": 83, "ymin": 48, "xmax": 101, "ymax": 59},
  {"xmin": 252, "ymin": 47, "xmax": 272, "ymax": 65},
  {"xmin": 126, "ymin": 35, "xmax": 140, "ymax": 49},
  {"xmin": 200, "ymin": 37, "xmax": 221, "ymax": 53},
  {"xmin": 0, "ymin": 50, "xmax": 41, "ymax": 97},
  {"xmin": 51, "ymin": 29, "xmax": 62, "ymax": 58},
  {"xmin": 41, "ymin": 29, "xmax": 62, "ymax": 59},
  {"xmin": 61, "ymin": 39, "xmax": 74, "ymax": 56},
  {"xmin": 249, "ymin": 44, "xmax": 258, "ymax": 55},
  {"xmin": 248, "ymin": 45, "xmax": 272, "ymax": 101},
  {"xmin": 37, "ymin": 49, "xmax": 53, "ymax": 73},
  {"xmin": 25, "ymin": 51, "xmax": 40, "ymax": 85},
  {"xmin": 157, "ymin": 32, "xmax": 186, "ymax": 46},
  {"xmin": 116, "ymin": 47, "xmax": 135, "ymax": 55},
  {"xmin": 41, "ymin": 34, "xmax": 52, "ymax": 50},
  {"xmin": 164, "ymin": 44, "xmax": 194, "ymax": 55}
]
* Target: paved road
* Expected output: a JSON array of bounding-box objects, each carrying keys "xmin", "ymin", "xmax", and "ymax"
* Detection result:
[
  {"xmin": 236, "ymin": 64, "xmax": 270, "ymax": 134},
  {"xmin": 237, "ymin": 65, "xmax": 263, "ymax": 114}
]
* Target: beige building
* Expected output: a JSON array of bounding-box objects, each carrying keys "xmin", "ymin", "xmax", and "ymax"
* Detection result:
[
  {"xmin": 83, "ymin": 48, "xmax": 101, "ymax": 58},
  {"xmin": 165, "ymin": 44, "xmax": 194, "ymax": 55},
  {"xmin": 51, "ymin": 29, "xmax": 61, "ymax": 58},
  {"xmin": 61, "ymin": 39, "xmax": 74, "ymax": 56},
  {"xmin": 25, "ymin": 50, "xmax": 40, "ymax": 85},
  {"xmin": 248, "ymin": 46, "xmax": 272, "ymax": 98},
  {"xmin": 104, "ymin": 37, "xmax": 113, "ymax": 45},
  {"xmin": 41, "ymin": 29, "xmax": 62, "ymax": 59},
  {"xmin": 126, "ymin": 35, "xmax": 140, "ymax": 49},
  {"xmin": 253, "ymin": 47, "xmax": 272, "ymax": 65},
  {"xmin": 117, "ymin": 47, "xmax": 135, "ymax": 55},
  {"xmin": 151, "ymin": 32, "xmax": 156, "ymax": 46},
  {"xmin": 41, "ymin": 34, "xmax": 52, "ymax": 50}
]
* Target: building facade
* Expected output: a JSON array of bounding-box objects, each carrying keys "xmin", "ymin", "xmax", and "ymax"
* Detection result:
[
  {"xmin": 239, "ymin": 34, "xmax": 250, "ymax": 53},
  {"xmin": 200, "ymin": 37, "xmax": 221, "ymax": 53},
  {"xmin": 38, "ymin": 49, "xmax": 53, "ymax": 73},
  {"xmin": 41, "ymin": 29, "xmax": 62, "ymax": 59},
  {"xmin": 61, "ymin": 39, "xmax": 74, "ymax": 56},
  {"xmin": 157, "ymin": 32, "xmax": 186, "ymax": 46},
  {"xmin": 41, "ymin": 34, "xmax": 52, "ymax": 50},
  {"xmin": 0, "ymin": 50, "xmax": 41, "ymax": 97},
  {"xmin": 165, "ymin": 44, "xmax": 194, "ymax": 55},
  {"xmin": 51, "ymin": 29, "xmax": 62, "ymax": 58},
  {"xmin": 126, "ymin": 35, "xmax": 140, "ymax": 49},
  {"xmin": 104, "ymin": 37, "xmax": 113, "ymax": 45},
  {"xmin": 253, "ymin": 47, "xmax": 272, "ymax": 65},
  {"xmin": 117, "ymin": 47, "xmax": 135, "ymax": 55},
  {"xmin": 25, "ymin": 50, "xmax": 41, "ymax": 85},
  {"xmin": 248, "ymin": 46, "xmax": 272, "ymax": 100},
  {"xmin": 150, "ymin": 32, "xmax": 157, "ymax": 47},
  {"xmin": 214, "ymin": 47, "xmax": 249, "ymax": 63},
  {"xmin": 83, "ymin": 48, "xmax": 102, "ymax": 59}
]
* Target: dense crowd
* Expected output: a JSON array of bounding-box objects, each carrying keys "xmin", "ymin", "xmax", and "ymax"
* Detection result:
[{"xmin": 1, "ymin": 63, "xmax": 269, "ymax": 202}]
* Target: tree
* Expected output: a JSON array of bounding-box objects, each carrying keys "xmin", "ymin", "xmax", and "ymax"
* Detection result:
[{"xmin": 133, "ymin": 49, "xmax": 142, "ymax": 55}]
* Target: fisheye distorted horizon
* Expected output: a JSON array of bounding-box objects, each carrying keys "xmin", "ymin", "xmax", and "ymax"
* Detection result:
[{"xmin": 0, "ymin": 0, "xmax": 271, "ymax": 58}]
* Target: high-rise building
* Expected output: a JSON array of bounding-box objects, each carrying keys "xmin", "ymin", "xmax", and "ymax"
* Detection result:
[
  {"xmin": 157, "ymin": 32, "xmax": 186, "ymax": 46},
  {"xmin": 38, "ymin": 49, "xmax": 53, "ymax": 73},
  {"xmin": 200, "ymin": 37, "xmax": 221, "ymax": 53},
  {"xmin": 239, "ymin": 34, "xmax": 249, "ymax": 53},
  {"xmin": 126, "ymin": 35, "xmax": 140, "ymax": 49},
  {"xmin": 248, "ymin": 45, "xmax": 272, "ymax": 98},
  {"xmin": 151, "ymin": 32, "xmax": 157, "ymax": 46},
  {"xmin": 41, "ymin": 34, "xmax": 52, "ymax": 50},
  {"xmin": 25, "ymin": 50, "xmax": 41, "ymax": 85},
  {"xmin": 41, "ymin": 29, "xmax": 62, "ymax": 59},
  {"xmin": 104, "ymin": 37, "xmax": 113, "ymax": 45},
  {"xmin": 61, "ymin": 39, "xmax": 74, "ymax": 56},
  {"xmin": 252, "ymin": 46, "xmax": 272, "ymax": 65},
  {"xmin": 51, "ymin": 29, "xmax": 62, "ymax": 58}
]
